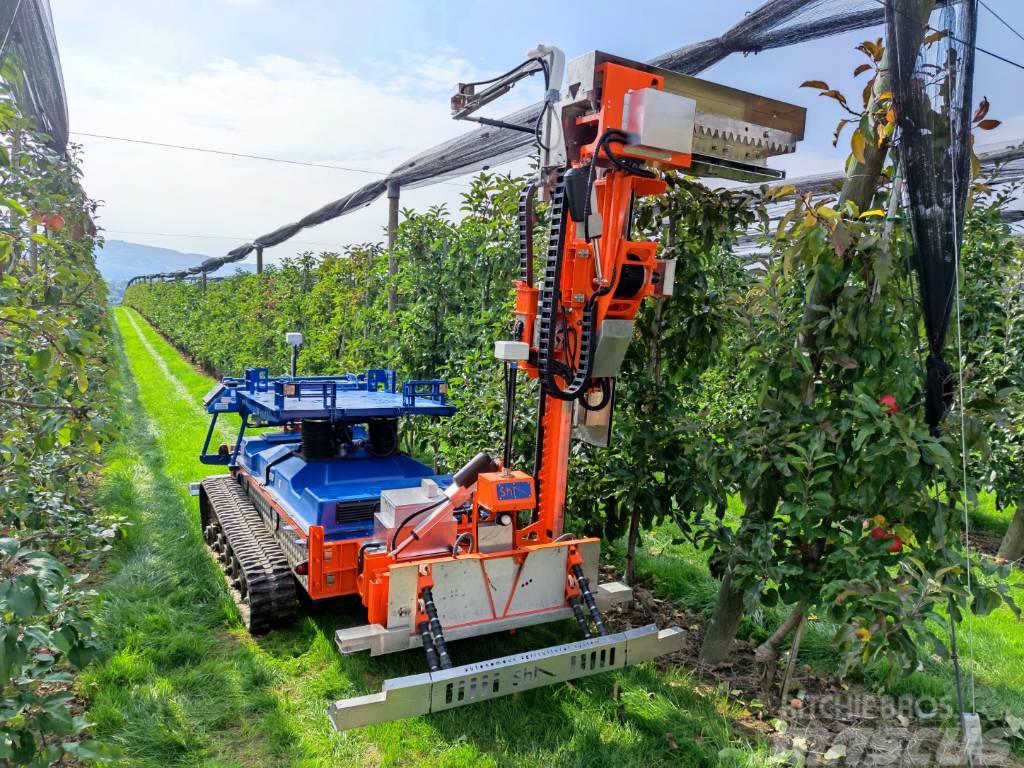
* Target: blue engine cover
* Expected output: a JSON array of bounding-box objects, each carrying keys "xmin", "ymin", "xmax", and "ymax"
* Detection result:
[{"xmin": 238, "ymin": 432, "xmax": 451, "ymax": 540}]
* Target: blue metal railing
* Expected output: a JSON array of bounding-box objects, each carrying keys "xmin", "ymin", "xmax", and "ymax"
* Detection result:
[
  {"xmin": 273, "ymin": 379, "xmax": 338, "ymax": 410},
  {"xmin": 402, "ymin": 379, "xmax": 448, "ymax": 407},
  {"xmin": 245, "ymin": 367, "xmax": 270, "ymax": 393},
  {"xmin": 366, "ymin": 369, "xmax": 397, "ymax": 393}
]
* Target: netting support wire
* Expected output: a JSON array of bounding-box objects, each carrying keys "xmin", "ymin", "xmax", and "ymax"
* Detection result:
[
  {"xmin": 951, "ymin": 125, "xmax": 978, "ymax": 720},
  {"xmin": 387, "ymin": 181, "xmax": 401, "ymax": 313},
  {"xmin": 887, "ymin": 0, "xmax": 969, "ymax": 726}
]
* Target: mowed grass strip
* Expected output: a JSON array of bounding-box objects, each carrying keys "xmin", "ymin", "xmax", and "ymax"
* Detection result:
[{"xmin": 87, "ymin": 307, "xmax": 773, "ymax": 768}]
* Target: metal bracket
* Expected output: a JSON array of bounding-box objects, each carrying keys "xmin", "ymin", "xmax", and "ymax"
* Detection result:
[{"xmin": 328, "ymin": 623, "xmax": 685, "ymax": 731}]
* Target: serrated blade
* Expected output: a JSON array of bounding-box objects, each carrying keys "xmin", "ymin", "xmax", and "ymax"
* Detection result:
[{"xmin": 693, "ymin": 112, "xmax": 801, "ymax": 163}]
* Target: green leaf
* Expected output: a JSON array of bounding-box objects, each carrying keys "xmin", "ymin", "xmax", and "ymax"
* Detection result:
[
  {"xmin": 972, "ymin": 587, "xmax": 1002, "ymax": 617},
  {"xmin": 6, "ymin": 581, "xmax": 39, "ymax": 617},
  {"xmin": 27, "ymin": 348, "xmax": 52, "ymax": 376}
]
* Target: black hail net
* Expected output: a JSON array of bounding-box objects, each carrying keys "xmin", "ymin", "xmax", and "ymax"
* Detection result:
[
  {"xmin": 126, "ymin": 0, "xmax": 963, "ymax": 283},
  {"xmin": 0, "ymin": 0, "xmax": 67, "ymax": 152},
  {"xmin": 887, "ymin": 0, "xmax": 977, "ymax": 435}
]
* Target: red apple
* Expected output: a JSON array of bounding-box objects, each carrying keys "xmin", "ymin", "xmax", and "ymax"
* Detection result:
[
  {"xmin": 870, "ymin": 526, "xmax": 904, "ymax": 553},
  {"xmin": 45, "ymin": 214, "xmax": 66, "ymax": 232},
  {"xmin": 879, "ymin": 393, "xmax": 899, "ymax": 414}
]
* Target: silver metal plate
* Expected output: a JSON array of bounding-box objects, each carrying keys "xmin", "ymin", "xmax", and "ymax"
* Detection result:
[
  {"xmin": 328, "ymin": 624, "xmax": 686, "ymax": 731},
  {"xmin": 336, "ymin": 580, "xmax": 633, "ymax": 656},
  {"xmin": 591, "ymin": 319, "xmax": 635, "ymax": 378},
  {"xmin": 624, "ymin": 87, "xmax": 696, "ymax": 156}
]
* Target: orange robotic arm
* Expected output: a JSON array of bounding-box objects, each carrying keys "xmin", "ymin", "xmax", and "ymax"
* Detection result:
[{"xmin": 511, "ymin": 61, "xmax": 692, "ymax": 541}]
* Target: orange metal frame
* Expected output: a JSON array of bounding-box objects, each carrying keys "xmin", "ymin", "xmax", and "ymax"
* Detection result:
[
  {"xmin": 238, "ymin": 61, "xmax": 694, "ymax": 640},
  {"xmin": 520, "ymin": 62, "xmax": 693, "ymax": 544}
]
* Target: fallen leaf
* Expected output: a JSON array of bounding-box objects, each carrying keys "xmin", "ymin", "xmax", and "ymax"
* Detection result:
[{"xmin": 824, "ymin": 744, "xmax": 847, "ymax": 761}]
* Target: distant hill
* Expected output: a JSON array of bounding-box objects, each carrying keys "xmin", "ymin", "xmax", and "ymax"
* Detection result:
[{"xmin": 95, "ymin": 240, "xmax": 255, "ymax": 302}]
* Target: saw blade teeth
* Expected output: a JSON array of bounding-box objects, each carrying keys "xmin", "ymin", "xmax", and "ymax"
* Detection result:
[
  {"xmin": 694, "ymin": 128, "xmax": 796, "ymax": 155},
  {"xmin": 692, "ymin": 117, "xmax": 799, "ymax": 157}
]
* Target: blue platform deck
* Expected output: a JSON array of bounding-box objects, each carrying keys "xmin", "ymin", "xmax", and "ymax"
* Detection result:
[
  {"xmin": 236, "ymin": 387, "xmax": 455, "ymax": 423},
  {"xmin": 204, "ymin": 368, "xmax": 455, "ymax": 425}
]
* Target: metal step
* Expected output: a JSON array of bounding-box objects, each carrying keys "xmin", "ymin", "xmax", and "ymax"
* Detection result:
[{"xmin": 328, "ymin": 623, "xmax": 685, "ymax": 731}]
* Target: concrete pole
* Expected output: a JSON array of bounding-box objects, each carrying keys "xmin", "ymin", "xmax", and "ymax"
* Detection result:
[
  {"xmin": 387, "ymin": 181, "xmax": 400, "ymax": 313},
  {"xmin": 256, "ymin": 245, "xmax": 264, "ymax": 275}
]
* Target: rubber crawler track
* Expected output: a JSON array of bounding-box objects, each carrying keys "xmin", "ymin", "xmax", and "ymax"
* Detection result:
[{"xmin": 199, "ymin": 475, "xmax": 298, "ymax": 634}]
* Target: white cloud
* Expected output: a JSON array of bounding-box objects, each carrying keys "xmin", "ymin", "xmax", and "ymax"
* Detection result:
[{"xmin": 63, "ymin": 49, "xmax": 534, "ymax": 266}]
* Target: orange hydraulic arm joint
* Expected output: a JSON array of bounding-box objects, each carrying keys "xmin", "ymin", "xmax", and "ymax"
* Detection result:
[{"xmin": 506, "ymin": 60, "xmax": 692, "ymax": 542}]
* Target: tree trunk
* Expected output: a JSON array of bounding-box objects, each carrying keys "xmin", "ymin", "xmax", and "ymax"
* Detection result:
[
  {"xmin": 699, "ymin": 561, "xmax": 745, "ymax": 665},
  {"xmin": 798, "ymin": 35, "xmax": 898, "ymax": 406},
  {"xmin": 998, "ymin": 505, "xmax": 1024, "ymax": 562}
]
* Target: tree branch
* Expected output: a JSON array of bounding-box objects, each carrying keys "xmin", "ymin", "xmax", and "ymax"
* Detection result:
[
  {"xmin": 0, "ymin": 396, "xmax": 85, "ymax": 414},
  {"xmin": 755, "ymin": 601, "xmax": 806, "ymax": 664}
]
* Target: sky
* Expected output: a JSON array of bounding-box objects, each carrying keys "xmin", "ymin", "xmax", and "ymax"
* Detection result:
[{"xmin": 49, "ymin": 0, "xmax": 1024, "ymax": 270}]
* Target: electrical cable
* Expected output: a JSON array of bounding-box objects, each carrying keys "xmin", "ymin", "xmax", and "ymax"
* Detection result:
[
  {"xmin": 103, "ymin": 228, "xmax": 339, "ymax": 249},
  {"xmin": 950, "ymin": 125, "xmax": 978, "ymax": 716},
  {"xmin": 579, "ymin": 377, "xmax": 612, "ymax": 411},
  {"xmin": 583, "ymin": 128, "xmax": 656, "ymax": 243},
  {"xmin": 533, "ymin": 58, "xmax": 552, "ymax": 152},
  {"xmin": 874, "ymin": 0, "xmax": 1024, "ymax": 71},
  {"xmin": 979, "ymin": 0, "xmax": 1024, "ymax": 45},
  {"xmin": 459, "ymin": 57, "xmax": 545, "ymax": 89},
  {"xmin": 70, "ymin": 131, "xmax": 468, "ymax": 187},
  {"xmin": 390, "ymin": 496, "xmax": 449, "ymax": 551}
]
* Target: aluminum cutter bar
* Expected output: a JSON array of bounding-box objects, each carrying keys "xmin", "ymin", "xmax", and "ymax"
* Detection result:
[{"xmin": 329, "ymin": 624, "xmax": 686, "ymax": 731}]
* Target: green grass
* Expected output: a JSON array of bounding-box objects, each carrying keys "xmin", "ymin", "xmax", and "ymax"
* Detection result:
[{"xmin": 84, "ymin": 307, "xmax": 775, "ymax": 768}]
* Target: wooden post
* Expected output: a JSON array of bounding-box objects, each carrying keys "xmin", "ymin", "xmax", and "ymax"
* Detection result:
[
  {"xmin": 201, "ymin": 271, "xmax": 207, "ymax": 292},
  {"xmin": 256, "ymin": 245, "xmax": 264, "ymax": 275},
  {"xmin": 387, "ymin": 181, "xmax": 400, "ymax": 313}
]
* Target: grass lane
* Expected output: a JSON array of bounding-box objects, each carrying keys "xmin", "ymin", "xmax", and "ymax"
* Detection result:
[{"xmin": 86, "ymin": 307, "xmax": 773, "ymax": 768}]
